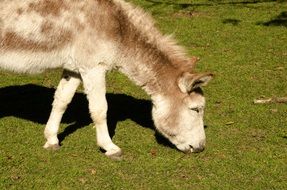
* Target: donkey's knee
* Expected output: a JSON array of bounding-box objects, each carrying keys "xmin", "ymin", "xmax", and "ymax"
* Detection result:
[
  {"xmin": 53, "ymin": 79, "xmax": 79, "ymax": 110},
  {"xmin": 90, "ymin": 108, "xmax": 107, "ymax": 126},
  {"xmin": 52, "ymin": 92, "xmax": 71, "ymax": 112},
  {"xmin": 87, "ymin": 93, "xmax": 108, "ymax": 125}
]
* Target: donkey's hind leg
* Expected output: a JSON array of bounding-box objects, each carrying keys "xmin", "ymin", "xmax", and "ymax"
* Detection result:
[
  {"xmin": 81, "ymin": 67, "xmax": 122, "ymax": 159},
  {"xmin": 44, "ymin": 70, "xmax": 81, "ymax": 150}
]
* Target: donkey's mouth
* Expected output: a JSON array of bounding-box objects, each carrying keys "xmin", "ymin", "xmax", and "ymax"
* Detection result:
[
  {"xmin": 181, "ymin": 145, "xmax": 194, "ymax": 154},
  {"xmin": 189, "ymin": 145, "xmax": 205, "ymax": 153},
  {"xmin": 189, "ymin": 145, "xmax": 195, "ymax": 153},
  {"xmin": 176, "ymin": 144, "xmax": 205, "ymax": 153},
  {"xmin": 182, "ymin": 145, "xmax": 205, "ymax": 154}
]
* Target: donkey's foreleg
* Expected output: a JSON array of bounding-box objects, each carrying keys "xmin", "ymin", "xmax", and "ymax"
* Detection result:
[
  {"xmin": 44, "ymin": 70, "xmax": 81, "ymax": 150},
  {"xmin": 81, "ymin": 67, "xmax": 122, "ymax": 159}
]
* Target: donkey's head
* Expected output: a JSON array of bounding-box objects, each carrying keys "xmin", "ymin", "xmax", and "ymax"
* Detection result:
[{"xmin": 152, "ymin": 72, "xmax": 213, "ymax": 153}]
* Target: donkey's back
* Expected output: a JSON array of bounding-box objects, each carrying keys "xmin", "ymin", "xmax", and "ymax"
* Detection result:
[{"xmin": 0, "ymin": 0, "xmax": 120, "ymax": 74}]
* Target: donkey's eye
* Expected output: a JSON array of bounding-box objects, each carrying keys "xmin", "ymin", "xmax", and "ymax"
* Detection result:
[{"xmin": 190, "ymin": 107, "xmax": 200, "ymax": 113}]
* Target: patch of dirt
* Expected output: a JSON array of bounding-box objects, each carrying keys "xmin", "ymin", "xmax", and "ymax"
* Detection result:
[{"xmin": 250, "ymin": 129, "xmax": 266, "ymax": 141}]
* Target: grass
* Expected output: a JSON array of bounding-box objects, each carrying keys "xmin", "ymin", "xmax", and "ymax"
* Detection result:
[{"xmin": 1, "ymin": 0, "xmax": 287, "ymax": 189}]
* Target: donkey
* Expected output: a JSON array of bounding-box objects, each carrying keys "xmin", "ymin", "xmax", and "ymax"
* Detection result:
[{"xmin": 0, "ymin": 0, "xmax": 213, "ymax": 158}]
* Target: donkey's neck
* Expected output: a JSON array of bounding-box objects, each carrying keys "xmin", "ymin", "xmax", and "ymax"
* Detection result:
[
  {"xmin": 117, "ymin": 44, "xmax": 181, "ymax": 97},
  {"xmin": 112, "ymin": 0, "xmax": 190, "ymax": 97}
]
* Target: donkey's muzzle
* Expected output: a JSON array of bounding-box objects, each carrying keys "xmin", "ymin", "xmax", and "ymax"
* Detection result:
[
  {"xmin": 192, "ymin": 145, "xmax": 205, "ymax": 153},
  {"xmin": 189, "ymin": 141, "xmax": 205, "ymax": 153}
]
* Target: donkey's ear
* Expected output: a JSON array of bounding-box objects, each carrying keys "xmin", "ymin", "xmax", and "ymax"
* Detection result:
[{"xmin": 178, "ymin": 72, "xmax": 213, "ymax": 93}]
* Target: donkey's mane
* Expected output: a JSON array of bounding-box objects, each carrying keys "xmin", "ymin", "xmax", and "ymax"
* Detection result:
[{"xmin": 114, "ymin": 0, "xmax": 190, "ymax": 68}]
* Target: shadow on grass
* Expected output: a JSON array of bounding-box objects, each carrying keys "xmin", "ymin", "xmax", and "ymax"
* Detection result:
[
  {"xmin": 222, "ymin": 18, "xmax": 241, "ymax": 25},
  {"xmin": 146, "ymin": 0, "xmax": 280, "ymax": 9},
  {"xmin": 0, "ymin": 84, "xmax": 174, "ymax": 149},
  {"xmin": 257, "ymin": 11, "xmax": 287, "ymax": 27}
]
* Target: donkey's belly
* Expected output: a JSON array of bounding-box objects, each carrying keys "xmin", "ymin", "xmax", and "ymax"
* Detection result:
[{"xmin": 0, "ymin": 50, "xmax": 68, "ymax": 74}]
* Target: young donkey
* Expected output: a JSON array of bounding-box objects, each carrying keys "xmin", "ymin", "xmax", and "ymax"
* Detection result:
[{"xmin": 0, "ymin": 0, "xmax": 213, "ymax": 158}]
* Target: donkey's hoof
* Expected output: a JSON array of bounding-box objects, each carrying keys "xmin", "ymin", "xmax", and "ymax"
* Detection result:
[
  {"xmin": 43, "ymin": 142, "xmax": 60, "ymax": 150},
  {"xmin": 105, "ymin": 149, "xmax": 123, "ymax": 161}
]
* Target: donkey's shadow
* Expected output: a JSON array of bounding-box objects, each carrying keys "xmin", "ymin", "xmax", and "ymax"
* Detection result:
[{"xmin": 0, "ymin": 84, "xmax": 172, "ymax": 147}]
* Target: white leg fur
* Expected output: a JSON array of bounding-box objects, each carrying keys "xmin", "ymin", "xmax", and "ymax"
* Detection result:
[
  {"xmin": 44, "ymin": 70, "xmax": 81, "ymax": 149},
  {"xmin": 80, "ymin": 67, "xmax": 122, "ymax": 158}
]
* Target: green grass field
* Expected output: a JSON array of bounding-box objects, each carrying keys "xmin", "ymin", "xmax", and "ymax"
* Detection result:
[{"xmin": 1, "ymin": 0, "xmax": 286, "ymax": 189}]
